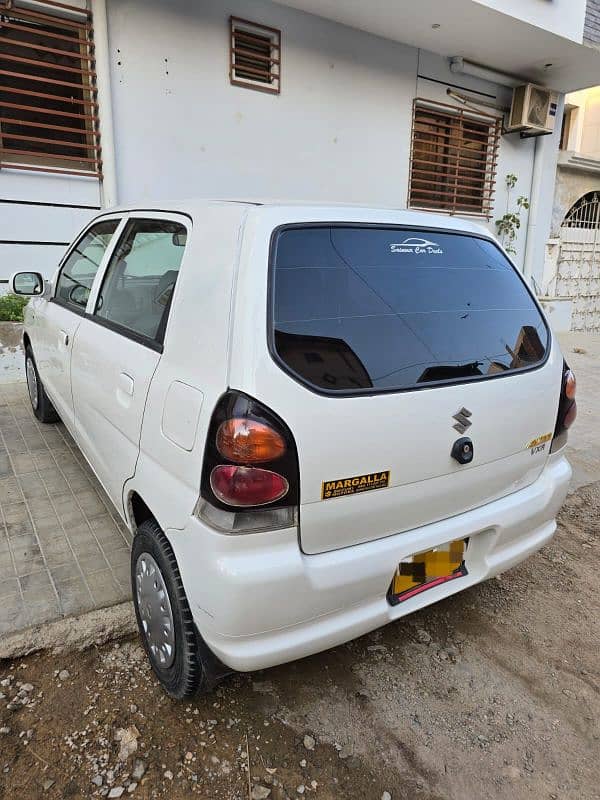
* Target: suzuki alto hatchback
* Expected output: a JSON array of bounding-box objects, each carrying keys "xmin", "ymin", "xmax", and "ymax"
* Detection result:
[{"xmin": 11, "ymin": 201, "xmax": 575, "ymax": 698}]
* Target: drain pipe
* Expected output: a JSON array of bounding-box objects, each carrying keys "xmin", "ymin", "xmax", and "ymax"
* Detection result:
[
  {"xmin": 92, "ymin": 0, "xmax": 118, "ymax": 208},
  {"xmin": 522, "ymin": 95, "xmax": 564, "ymax": 289},
  {"xmin": 449, "ymin": 57, "xmax": 523, "ymax": 89},
  {"xmin": 522, "ymin": 135, "xmax": 543, "ymax": 286}
]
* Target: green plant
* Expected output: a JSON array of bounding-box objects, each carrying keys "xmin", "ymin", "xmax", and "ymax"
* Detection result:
[
  {"xmin": 495, "ymin": 173, "xmax": 530, "ymax": 255},
  {"xmin": 0, "ymin": 294, "xmax": 29, "ymax": 322}
]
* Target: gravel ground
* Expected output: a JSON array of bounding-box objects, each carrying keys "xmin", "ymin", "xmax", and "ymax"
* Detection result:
[{"xmin": 0, "ymin": 482, "xmax": 598, "ymax": 800}]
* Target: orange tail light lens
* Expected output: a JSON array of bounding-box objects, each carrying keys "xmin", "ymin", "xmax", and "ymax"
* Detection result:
[
  {"xmin": 565, "ymin": 369, "xmax": 576, "ymax": 400},
  {"xmin": 216, "ymin": 418, "xmax": 286, "ymax": 464}
]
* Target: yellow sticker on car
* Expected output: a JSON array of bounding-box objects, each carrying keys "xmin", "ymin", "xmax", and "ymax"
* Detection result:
[
  {"xmin": 525, "ymin": 432, "xmax": 552, "ymax": 450},
  {"xmin": 321, "ymin": 470, "xmax": 390, "ymax": 500}
]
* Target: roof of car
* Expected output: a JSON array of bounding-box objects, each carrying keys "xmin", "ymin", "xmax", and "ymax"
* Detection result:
[{"xmin": 95, "ymin": 199, "xmax": 493, "ymax": 238}]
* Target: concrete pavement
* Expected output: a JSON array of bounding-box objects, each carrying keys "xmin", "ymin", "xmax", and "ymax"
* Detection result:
[
  {"xmin": 0, "ymin": 380, "xmax": 133, "ymax": 655},
  {"xmin": 557, "ymin": 332, "xmax": 600, "ymax": 491}
]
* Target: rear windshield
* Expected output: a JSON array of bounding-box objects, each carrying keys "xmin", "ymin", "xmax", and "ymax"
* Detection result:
[{"xmin": 270, "ymin": 226, "xmax": 548, "ymax": 393}]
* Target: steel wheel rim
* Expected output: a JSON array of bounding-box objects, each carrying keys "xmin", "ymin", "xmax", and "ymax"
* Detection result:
[
  {"xmin": 135, "ymin": 553, "xmax": 176, "ymax": 669},
  {"xmin": 26, "ymin": 357, "xmax": 38, "ymax": 411}
]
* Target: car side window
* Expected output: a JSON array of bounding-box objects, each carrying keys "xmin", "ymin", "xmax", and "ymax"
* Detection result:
[
  {"xmin": 54, "ymin": 219, "xmax": 120, "ymax": 310},
  {"xmin": 94, "ymin": 218, "xmax": 187, "ymax": 345}
]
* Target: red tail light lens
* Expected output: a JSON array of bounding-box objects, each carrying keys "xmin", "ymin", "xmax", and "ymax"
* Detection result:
[
  {"xmin": 563, "ymin": 398, "xmax": 577, "ymax": 430},
  {"xmin": 552, "ymin": 362, "xmax": 577, "ymax": 451},
  {"xmin": 217, "ymin": 419, "xmax": 286, "ymax": 463},
  {"xmin": 561, "ymin": 367, "xmax": 577, "ymax": 430},
  {"xmin": 210, "ymin": 465, "xmax": 289, "ymax": 507}
]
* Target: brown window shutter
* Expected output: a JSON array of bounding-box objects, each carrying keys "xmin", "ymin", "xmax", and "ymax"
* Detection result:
[
  {"xmin": 230, "ymin": 16, "xmax": 280, "ymax": 95},
  {"xmin": 0, "ymin": 0, "xmax": 101, "ymax": 178},
  {"xmin": 408, "ymin": 99, "xmax": 501, "ymax": 219}
]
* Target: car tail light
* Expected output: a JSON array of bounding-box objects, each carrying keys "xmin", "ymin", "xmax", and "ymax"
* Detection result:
[
  {"xmin": 551, "ymin": 362, "xmax": 577, "ymax": 452},
  {"xmin": 216, "ymin": 419, "xmax": 286, "ymax": 463},
  {"xmin": 197, "ymin": 391, "xmax": 299, "ymax": 533},
  {"xmin": 565, "ymin": 369, "xmax": 576, "ymax": 401},
  {"xmin": 210, "ymin": 465, "xmax": 289, "ymax": 506}
]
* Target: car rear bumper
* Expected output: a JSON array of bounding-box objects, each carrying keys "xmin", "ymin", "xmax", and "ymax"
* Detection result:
[{"xmin": 168, "ymin": 453, "xmax": 571, "ymax": 672}]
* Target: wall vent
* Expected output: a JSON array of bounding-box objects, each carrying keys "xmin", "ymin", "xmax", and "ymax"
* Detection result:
[{"xmin": 230, "ymin": 16, "xmax": 280, "ymax": 95}]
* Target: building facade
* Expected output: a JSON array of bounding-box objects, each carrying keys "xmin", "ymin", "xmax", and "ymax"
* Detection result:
[
  {"xmin": 2, "ymin": 0, "xmax": 600, "ymax": 303},
  {"xmin": 541, "ymin": 85, "xmax": 600, "ymax": 332}
]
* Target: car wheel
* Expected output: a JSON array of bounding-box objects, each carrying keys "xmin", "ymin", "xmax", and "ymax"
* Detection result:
[
  {"xmin": 25, "ymin": 346, "xmax": 59, "ymax": 423},
  {"xmin": 131, "ymin": 519, "xmax": 207, "ymax": 699}
]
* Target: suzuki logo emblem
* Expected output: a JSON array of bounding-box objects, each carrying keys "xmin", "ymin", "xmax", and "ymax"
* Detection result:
[{"xmin": 452, "ymin": 407, "xmax": 472, "ymax": 434}]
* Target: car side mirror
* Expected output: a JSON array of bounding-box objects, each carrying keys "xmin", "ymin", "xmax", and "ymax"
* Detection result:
[{"xmin": 10, "ymin": 271, "xmax": 45, "ymax": 296}]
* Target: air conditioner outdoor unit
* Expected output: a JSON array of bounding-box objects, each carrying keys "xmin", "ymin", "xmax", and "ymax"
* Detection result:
[{"xmin": 508, "ymin": 84, "xmax": 559, "ymax": 134}]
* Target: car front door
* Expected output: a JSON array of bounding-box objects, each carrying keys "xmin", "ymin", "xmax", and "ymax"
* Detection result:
[
  {"xmin": 70, "ymin": 213, "xmax": 190, "ymax": 514},
  {"xmin": 32, "ymin": 217, "xmax": 122, "ymax": 430}
]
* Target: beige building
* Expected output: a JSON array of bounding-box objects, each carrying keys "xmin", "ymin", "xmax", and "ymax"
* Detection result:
[{"xmin": 544, "ymin": 86, "xmax": 600, "ymax": 332}]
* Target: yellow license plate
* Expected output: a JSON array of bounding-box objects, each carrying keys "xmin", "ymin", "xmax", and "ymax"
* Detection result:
[{"xmin": 387, "ymin": 539, "xmax": 468, "ymax": 606}]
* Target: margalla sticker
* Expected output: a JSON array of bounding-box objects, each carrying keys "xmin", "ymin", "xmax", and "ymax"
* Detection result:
[
  {"xmin": 390, "ymin": 237, "xmax": 443, "ymax": 255},
  {"xmin": 321, "ymin": 471, "xmax": 391, "ymax": 500}
]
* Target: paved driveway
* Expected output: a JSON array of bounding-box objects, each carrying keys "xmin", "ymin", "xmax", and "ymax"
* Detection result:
[
  {"xmin": 557, "ymin": 331, "xmax": 600, "ymax": 490},
  {"xmin": 0, "ymin": 378, "xmax": 131, "ymax": 638}
]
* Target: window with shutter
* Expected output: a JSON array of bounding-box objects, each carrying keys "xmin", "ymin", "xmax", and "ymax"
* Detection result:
[
  {"xmin": 0, "ymin": 0, "xmax": 100, "ymax": 178},
  {"xmin": 408, "ymin": 99, "xmax": 501, "ymax": 218}
]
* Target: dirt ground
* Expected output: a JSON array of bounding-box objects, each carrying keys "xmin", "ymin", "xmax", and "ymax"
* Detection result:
[{"xmin": 0, "ymin": 482, "xmax": 598, "ymax": 800}]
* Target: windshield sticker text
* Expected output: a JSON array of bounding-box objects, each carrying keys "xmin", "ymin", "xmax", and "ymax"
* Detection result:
[{"xmin": 390, "ymin": 237, "xmax": 443, "ymax": 255}]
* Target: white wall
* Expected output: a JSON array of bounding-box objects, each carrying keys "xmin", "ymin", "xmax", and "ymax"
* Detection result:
[
  {"xmin": 107, "ymin": 0, "xmax": 418, "ymax": 207},
  {"xmin": 0, "ymin": 0, "xmax": 101, "ymax": 283},
  {"xmin": 273, "ymin": 0, "xmax": 598, "ymax": 93},
  {"xmin": 473, "ymin": 0, "xmax": 586, "ymax": 43},
  {"xmin": 1, "ymin": 0, "xmax": 555, "ymax": 286},
  {"xmin": 0, "ymin": 173, "xmax": 101, "ymax": 283},
  {"xmin": 106, "ymin": 0, "xmax": 541, "ymax": 272}
]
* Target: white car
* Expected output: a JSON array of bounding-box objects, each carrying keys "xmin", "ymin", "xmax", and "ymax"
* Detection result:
[{"xmin": 11, "ymin": 201, "xmax": 576, "ymax": 698}]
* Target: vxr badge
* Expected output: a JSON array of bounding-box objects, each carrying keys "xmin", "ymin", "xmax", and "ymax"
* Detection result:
[{"xmin": 452, "ymin": 407, "xmax": 472, "ymax": 434}]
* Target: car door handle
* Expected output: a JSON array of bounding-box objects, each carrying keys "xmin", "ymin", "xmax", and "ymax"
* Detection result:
[
  {"xmin": 118, "ymin": 372, "xmax": 134, "ymax": 397},
  {"xmin": 60, "ymin": 329, "xmax": 70, "ymax": 347}
]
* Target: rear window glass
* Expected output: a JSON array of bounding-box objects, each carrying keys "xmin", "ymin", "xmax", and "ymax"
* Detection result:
[{"xmin": 270, "ymin": 226, "xmax": 548, "ymax": 393}]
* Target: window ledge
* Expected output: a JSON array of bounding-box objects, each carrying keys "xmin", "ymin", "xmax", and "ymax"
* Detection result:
[{"xmin": 557, "ymin": 151, "xmax": 600, "ymax": 174}]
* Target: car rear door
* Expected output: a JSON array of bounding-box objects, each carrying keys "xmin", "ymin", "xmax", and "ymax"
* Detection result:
[
  {"xmin": 70, "ymin": 212, "xmax": 190, "ymax": 514},
  {"xmin": 232, "ymin": 219, "xmax": 563, "ymax": 555}
]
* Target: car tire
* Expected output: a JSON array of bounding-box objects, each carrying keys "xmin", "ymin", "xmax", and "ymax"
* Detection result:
[
  {"xmin": 25, "ymin": 346, "xmax": 59, "ymax": 423},
  {"xmin": 131, "ymin": 520, "xmax": 207, "ymax": 699}
]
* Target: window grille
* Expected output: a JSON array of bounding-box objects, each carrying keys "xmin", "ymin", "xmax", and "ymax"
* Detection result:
[
  {"xmin": 0, "ymin": 0, "xmax": 100, "ymax": 177},
  {"xmin": 408, "ymin": 99, "xmax": 501, "ymax": 218},
  {"xmin": 230, "ymin": 16, "xmax": 280, "ymax": 95}
]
